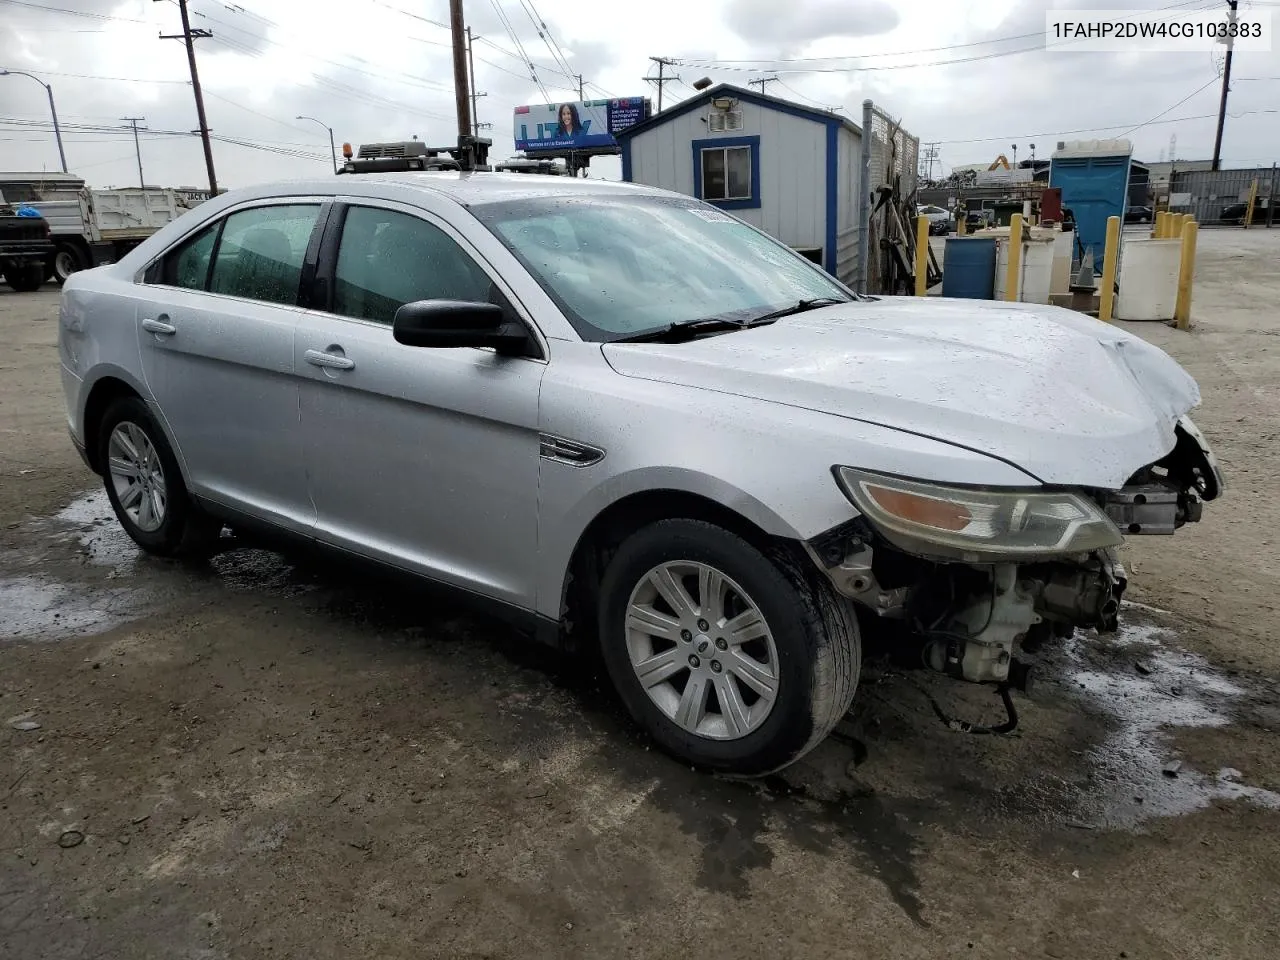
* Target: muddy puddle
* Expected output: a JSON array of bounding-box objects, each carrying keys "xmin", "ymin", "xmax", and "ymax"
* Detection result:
[{"xmin": 1061, "ymin": 611, "xmax": 1280, "ymax": 827}]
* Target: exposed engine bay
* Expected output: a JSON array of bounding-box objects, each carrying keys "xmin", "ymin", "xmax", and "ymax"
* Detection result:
[{"xmin": 808, "ymin": 419, "xmax": 1225, "ymax": 728}]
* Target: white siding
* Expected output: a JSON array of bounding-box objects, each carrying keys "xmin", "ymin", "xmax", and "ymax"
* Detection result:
[
  {"xmin": 836, "ymin": 125, "xmax": 862, "ymax": 286},
  {"xmin": 626, "ymin": 98, "xmax": 827, "ymax": 252}
]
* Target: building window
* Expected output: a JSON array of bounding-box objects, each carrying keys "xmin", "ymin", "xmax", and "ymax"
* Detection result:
[
  {"xmin": 701, "ymin": 147, "xmax": 752, "ymax": 202},
  {"xmin": 691, "ymin": 135, "xmax": 761, "ymax": 210}
]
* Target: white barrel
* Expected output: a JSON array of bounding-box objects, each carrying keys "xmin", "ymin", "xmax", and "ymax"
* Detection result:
[
  {"xmin": 1050, "ymin": 230, "xmax": 1074, "ymax": 295},
  {"xmin": 1116, "ymin": 238, "xmax": 1182, "ymax": 321},
  {"xmin": 994, "ymin": 237, "xmax": 1056, "ymax": 303}
]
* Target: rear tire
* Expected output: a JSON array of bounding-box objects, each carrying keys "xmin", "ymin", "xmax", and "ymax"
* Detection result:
[
  {"xmin": 3, "ymin": 263, "xmax": 45, "ymax": 292},
  {"xmin": 597, "ymin": 518, "xmax": 859, "ymax": 776},
  {"xmin": 97, "ymin": 396, "xmax": 220, "ymax": 557},
  {"xmin": 52, "ymin": 241, "xmax": 86, "ymax": 285}
]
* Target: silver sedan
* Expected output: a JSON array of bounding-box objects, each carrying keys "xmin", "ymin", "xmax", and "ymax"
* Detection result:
[{"xmin": 58, "ymin": 172, "xmax": 1221, "ymax": 775}]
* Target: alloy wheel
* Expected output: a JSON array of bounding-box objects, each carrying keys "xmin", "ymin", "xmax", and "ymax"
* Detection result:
[
  {"xmin": 624, "ymin": 560, "xmax": 780, "ymax": 740},
  {"xmin": 107, "ymin": 421, "xmax": 168, "ymax": 533}
]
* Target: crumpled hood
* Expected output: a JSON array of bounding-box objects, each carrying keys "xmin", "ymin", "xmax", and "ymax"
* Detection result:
[{"xmin": 602, "ymin": 297, "xmax": 1201, "ymax": 489}]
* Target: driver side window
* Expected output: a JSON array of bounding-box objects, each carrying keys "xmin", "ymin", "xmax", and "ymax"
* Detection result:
[{"xmin": 332, "ymin": 206, "xmax": 499, "ymax": 325}]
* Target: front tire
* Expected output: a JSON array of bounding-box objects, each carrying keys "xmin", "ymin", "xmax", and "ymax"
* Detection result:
[
  {"xmin": 598, "ymin": 519, "xmax": 860, "ymax": 776},
  {"xmin": 97, "ymin": 397, "xmax": 219, "ymax": 557}
]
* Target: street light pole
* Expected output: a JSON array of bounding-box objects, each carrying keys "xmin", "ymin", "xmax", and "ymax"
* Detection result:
[
  {"xmin": 1, "ymin": 69, "xmax": 68, "ymax": 173},
  {"xmin": 296, "ymin": 115, "xmax": 337, "ymax": 174}
]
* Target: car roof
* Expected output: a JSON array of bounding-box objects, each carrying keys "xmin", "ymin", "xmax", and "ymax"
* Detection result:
[{"xmin": 244, "ymin": 171, "xmax": 672, "ymax": 208}]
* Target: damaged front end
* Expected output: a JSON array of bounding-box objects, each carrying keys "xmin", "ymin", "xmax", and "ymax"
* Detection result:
[{"xmin": 809, "ymin": 417, "xmax": 1224, "ymax": 695}]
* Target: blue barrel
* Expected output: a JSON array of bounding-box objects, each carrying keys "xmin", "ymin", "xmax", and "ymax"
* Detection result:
[{"xmin": 941, "ymin": 237, "xmax": 997, "ymax": 300}]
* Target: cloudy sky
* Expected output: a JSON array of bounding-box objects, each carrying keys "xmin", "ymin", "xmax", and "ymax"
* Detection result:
[{"xmin": 2, "ymin": 0, "xmax": 1278, "ymax": 190}]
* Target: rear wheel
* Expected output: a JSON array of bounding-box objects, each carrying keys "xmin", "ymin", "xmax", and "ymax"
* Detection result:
[
  {"xmin": 52, "ymin": 241, "xmax": 86, "ymax": 285},
  {"xmin": 3, "ymin": 263, "xmax": 45, "ymax": 292},
  {"xmin": 598, "ymin": 518, "xmax": 859, "ymax": 775},
  {"xmin": 97, "ymin": 397, "xmax": 220, "ymax": 557}
]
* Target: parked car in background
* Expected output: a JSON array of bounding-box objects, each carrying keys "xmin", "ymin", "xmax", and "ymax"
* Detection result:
[
  {"xmin": 0, "ymin": 189, "xmax": 54, "ymax": 291},
  {"xmin": 1124, "ymin": 205, "xmax": 1153, "ymax": 224},
  {"xmin": 58, "ymin": 174, "xmax": 1225, "ymax": 776},
  {"xmin": 917, "ymin": 203, "xmax": 954, "ymax": 235},
  {"xmin": 1219, "ymin": 199, "xmax": 1270, "ymax": 225}
]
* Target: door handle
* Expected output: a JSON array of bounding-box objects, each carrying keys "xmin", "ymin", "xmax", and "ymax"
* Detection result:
[
  {"xmin": 304, "ymin": 348, "xmax": 355, "ymax": 371},
  {"xmin": 141, "ymin": 317, "xmax": 176, "ymax": 336}
]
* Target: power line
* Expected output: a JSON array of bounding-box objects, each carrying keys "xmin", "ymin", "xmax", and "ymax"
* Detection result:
[
  {"xmin": 488, "ymin": 0, "xmax": 552, "ymax": 101},
  {"xmin": 187, "ymin": 3, "xmax": 452, "ymax": 94},
  {"xmin": 0, "ymin": 0, "xmax": 150, "ymax": 23},
  {"xmin": 1118, "ymin": 75, "xmax": 1220, "ymax": 137},
  {"xmin": 516, "ymin": 0, "xmax": 576, "ymax": 84}
]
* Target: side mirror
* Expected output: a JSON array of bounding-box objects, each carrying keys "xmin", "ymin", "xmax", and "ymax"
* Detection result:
[{"xmin": 392, "ymin": 299, "xmax": 530, "ymax": 356}]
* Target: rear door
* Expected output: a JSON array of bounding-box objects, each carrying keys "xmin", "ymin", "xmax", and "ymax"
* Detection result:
[
  {"xmin": 295, "ymin": 198, "xmax": 546, "ymax": 608},
  {"xmin": 137, "ymin": 199, "xmax": 326, "ymax": 531}
]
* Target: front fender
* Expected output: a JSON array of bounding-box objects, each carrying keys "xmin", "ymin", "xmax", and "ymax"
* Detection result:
[{"xmin": 533, "ymin": 345, "xmax": 1039, "ymax": 619}]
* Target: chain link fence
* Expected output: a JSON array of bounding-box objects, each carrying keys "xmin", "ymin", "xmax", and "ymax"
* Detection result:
[{"xmin": 857, "ymin": 102, "xmax": 920, "ymax": 293}]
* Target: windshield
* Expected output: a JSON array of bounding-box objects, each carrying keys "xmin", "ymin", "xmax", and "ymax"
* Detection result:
[{"xmin": 471, "ymin": 194, "xmax": 852, "ymax": 342}]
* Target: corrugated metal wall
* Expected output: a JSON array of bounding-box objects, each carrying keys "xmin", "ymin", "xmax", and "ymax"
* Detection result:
[{"xmin": 1169, "ymin": 165, "xmax": 1278, "ymax": 224}]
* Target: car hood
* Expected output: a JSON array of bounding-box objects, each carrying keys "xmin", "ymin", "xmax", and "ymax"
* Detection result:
[{"xmin": 602, "ymin": 297, "xmax": 1201, "ymax": 489}]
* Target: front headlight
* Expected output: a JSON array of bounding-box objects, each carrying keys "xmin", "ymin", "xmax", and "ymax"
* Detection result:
[{"xmin": 834, "ymin": 467, "xmax": 1124, "ymax": 561}]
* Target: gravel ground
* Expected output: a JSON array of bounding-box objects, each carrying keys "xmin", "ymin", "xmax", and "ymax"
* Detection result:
[{"xmin": 2, "ymin": 228, "xmax": 1279, "ymax": 959}]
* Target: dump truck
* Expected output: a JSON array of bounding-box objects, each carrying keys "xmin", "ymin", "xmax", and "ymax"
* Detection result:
[{"xmin": 0, "ymin": 173, "xmax": 214, "ymax": 284}]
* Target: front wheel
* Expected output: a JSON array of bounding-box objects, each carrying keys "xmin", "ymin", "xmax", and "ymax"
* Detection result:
[
  {"xmin": 97, "ymin": 396, "xmax": 220, "ymax": 557},
  {"xmin": 598, "ymin": 519, "xmax": 860, "ymax": 775}
]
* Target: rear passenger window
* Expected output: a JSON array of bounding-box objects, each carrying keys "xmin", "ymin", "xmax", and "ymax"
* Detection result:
[
  {"xmin": 333, "ymin": 206, "xmax": 495, "ymax": 325},
  {"xmin": 161, "ymin": 223, "xmax": 218, "ymax": 290},
  {"xmin": 208, "ymin": 204, "xmax": 321, "ymax": 306}
]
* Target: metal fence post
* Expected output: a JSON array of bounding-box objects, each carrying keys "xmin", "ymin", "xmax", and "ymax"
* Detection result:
[{"xmin": 857, "ymin": 99, "xmax": 873, "ymax": 295}]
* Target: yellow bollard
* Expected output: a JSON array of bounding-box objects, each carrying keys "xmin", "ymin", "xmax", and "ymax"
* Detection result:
[
  {"xmin": 1174, "ymin": 219, "xmax": 1198, "ymax": 329},
  {"xmin": 1245, "ymin": 178, "xmax": 1259, "ymax": 229},
  {"xmin": 1004, "ymin": 213, "xmax": 1024, "ymax": 301},
  {"xmin": 1098, "ymin": 215, "xmax": 1121, "ymax": 323},
  {"xmin": 1152, "ymin": 210, "xmax": 1163, "ymax": 239},
  {"xmin": 915, "ymin": 215, "xmax": 930, "ymax": 297},
  {"xmin": 1159, "ymin": 210, "xmax": 1172, "ymax": 238},
  {"xmin": 957, "ymin": 211, "xmax": 967, "ymax": 236}
]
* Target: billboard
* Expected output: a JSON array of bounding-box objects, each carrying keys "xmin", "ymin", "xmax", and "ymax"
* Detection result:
[{"xmin": 513, "ymin": 97, "xmax": 650, "ymax": 154}]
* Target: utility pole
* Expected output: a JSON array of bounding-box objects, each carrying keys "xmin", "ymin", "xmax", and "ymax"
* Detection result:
[
  {"xmin": 1211, "ymin": 0, "xmax": 1238, "ymax": 171},
  {"xmin": 465, "ymin": 27, "xmax": 487, "ymax": 137},
  {"xmin": 157, "ymin": 0, "xmax": 217, "ymax": 194},
  {"xmin": 919, "ymin": 142, "xmax": 940, "ymax": 182},
  {"xmin": 748, "ymin": 75, "xmax": 778, "ymax": 94},
  {"xmin": 449, "ymin": 0, "xmax": 473, "ymax": 141},
  {"xmin": 576, "ymin": 74, "xmax": 584, "ymax": 100},
  {"xmin": 122, "ymin": 117, "xmax": 147, "ymax": 188},
  {"xmin": 646, "ymin": 56, "xmax": 679, "ymax": 112}
]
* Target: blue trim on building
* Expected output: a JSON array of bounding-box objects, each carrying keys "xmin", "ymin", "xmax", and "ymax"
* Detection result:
[
  {"xmin": 614, "ymin": 83, "xmax": 860, "ymax": 142},
  {"xmin": 620, "ymin": 139, "xmax": 632, "ymax": 182},
  {"xmin": 691, "ymin": 135, "xmax": 762, "ymax": 210},
  {"xmin": 824, "ymin": 124, "xmax": 839, "ymax": 275}
]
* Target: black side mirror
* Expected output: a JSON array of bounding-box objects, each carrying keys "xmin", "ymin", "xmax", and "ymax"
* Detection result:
[{"xmin": 392, "ymin": 299, "xmax": 530, "ymax": 356}]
